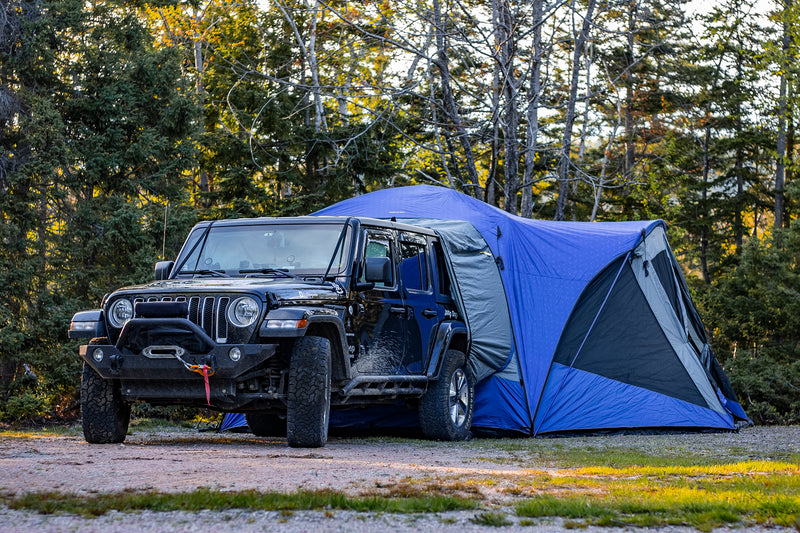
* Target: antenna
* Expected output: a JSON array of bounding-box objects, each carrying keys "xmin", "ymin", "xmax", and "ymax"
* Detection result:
[{"xmin": 162, "ymin": 203, "xmax": 169, "ymax": 260}]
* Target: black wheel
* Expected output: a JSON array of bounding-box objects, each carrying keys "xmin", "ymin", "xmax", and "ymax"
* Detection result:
[
  {"xmin": 419, "ymin": 349, "xmax": 474, "ymax": 441},
  {"xmin": 286, "ymin": 336, "xmax": 331, "ymax": 448},
  {"xmin": 245, "ymin": 412, "xmax": 286, "ymax": 437},
  {"xmin": 81, "ymin": 360, "xmax": 130, "ymax": 444}
]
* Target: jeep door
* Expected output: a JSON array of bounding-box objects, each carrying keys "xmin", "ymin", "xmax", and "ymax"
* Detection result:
[
  {"xmin": 397, "ymin": 234, "xmax": 440, "ymax": 374},
  {"xmin": 351, "ymin": 229, "xmax": 407, "ymax": 374}
]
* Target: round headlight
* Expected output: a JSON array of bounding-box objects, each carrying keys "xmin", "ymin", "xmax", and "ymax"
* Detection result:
[
  {"xmin": 227, "ymin": 297, "xmax": 260, "ymax": 328},
  {"xmin": 108, "ymin": 299, "xmax": 133, "ymax": 328}
]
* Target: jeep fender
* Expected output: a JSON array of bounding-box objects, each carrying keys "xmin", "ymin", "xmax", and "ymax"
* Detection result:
[
  {"xmin": 69, "ymin": 310, "xmax": 107, "ymax": 340},
  {"xmin": 261, "ymin": 307, "xmax": 351, "ymax": 381},
  {"xmin": 425, "ymin": 321, "xmax": 469, "ymax": 379}
]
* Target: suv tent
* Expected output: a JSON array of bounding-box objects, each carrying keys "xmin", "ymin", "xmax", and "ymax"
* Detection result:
[{"xmin": 316, "ymin": 185, "xmax": 749, "ymax": 435}]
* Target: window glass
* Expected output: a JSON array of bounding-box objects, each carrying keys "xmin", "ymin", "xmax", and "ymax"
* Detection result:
[
  {"xmin": 433, "ymin": 241, "xmax": 452, "ymax": 297},
  {"xmin": 175, "ymin": 223, "xmax": 351, "ymax": 275},
  {"xmin": 400, "ymin": 241, "xmax": 428, "ymax": 291},
  {"xmin": 362, "ymin": 232, "xmax": 393, "ymax": 286}
]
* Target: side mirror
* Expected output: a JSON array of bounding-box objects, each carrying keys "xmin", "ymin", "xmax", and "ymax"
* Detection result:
[
  {"xmin": 364, "ymin": 256, "xmax": 392, "ymax": 284},
  {"xmin": 154, "ymin": 261, "xmax": 174, "ymax": 281}
]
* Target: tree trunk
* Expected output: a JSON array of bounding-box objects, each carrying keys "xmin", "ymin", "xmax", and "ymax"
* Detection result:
[
  {"xmin": 487, "ymin": 0, "xmax": 502, "ymax": 207},
  {"xmin": 775, "ymin": 0, "xmax": 791, "ymax": 230},
  {"xmin": 554, "ymin": 0, "xmax": 597, "ymax": 221},
  {"xmin": 498, "ymin": 0, "xmax": 520, "ymax": 214},
  {"xmin": 700, "ymin": 114, "xmax": 711, "ymax": 284},
  {"xmin": 521, "ymin": 0, "xmax": 544, "ymax": 218},
  {"xmin": 432, "ymin": 0, "xmax": 481, "ymax": 197},
  {"xmin": 192, "ymin": 9, "xmax": 209, "ymax": 201}
]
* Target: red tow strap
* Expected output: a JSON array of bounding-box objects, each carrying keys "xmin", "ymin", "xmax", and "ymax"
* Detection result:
[
  {"xmin": 180, "ymin": 360, "xmax": 215, "ymax": 406},
  {"xmin": 201, "ymin": 365, "xmax": 211, "ymax": 406}
]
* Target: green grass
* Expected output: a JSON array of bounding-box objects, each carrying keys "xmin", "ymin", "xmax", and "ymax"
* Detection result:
[
  {"xmin": 514, "ymin": 462, "xmax": 800, "ymax": 531},
  {"xmin": 470, "ymin": 511, "xmax": 513, "ymax": 526},
  {"xmin": 1, "ymin": 489, "xmax": 477, "ymax": 517}
]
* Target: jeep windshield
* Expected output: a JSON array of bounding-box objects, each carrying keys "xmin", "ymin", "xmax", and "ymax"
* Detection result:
[{"xmin": 174, "ymin": 222, "xmax": 352, "ymax": 278}]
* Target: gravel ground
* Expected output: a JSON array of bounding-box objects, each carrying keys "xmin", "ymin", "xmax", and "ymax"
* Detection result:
[{"xmin": 0, "ymin": 425, "xmax": 798, "ymax": 532}]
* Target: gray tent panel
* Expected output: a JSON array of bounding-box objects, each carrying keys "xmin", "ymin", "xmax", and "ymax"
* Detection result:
[
  {"xmin": 630, "ymin": 227, "xmax": 726, "ymax": 415},
  {"xmin": 401, "ymin": 218, "xmax": 518, "ymax": 383}
]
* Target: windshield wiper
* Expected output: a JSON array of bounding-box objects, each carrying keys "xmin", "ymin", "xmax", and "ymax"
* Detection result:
[
  {"xmin": 239, "ymin": 268, "xmax": 297, "ymax": 279},
  {"xmin": 181, "ymin": 269, "xmax": 229, "ymax": 278}
]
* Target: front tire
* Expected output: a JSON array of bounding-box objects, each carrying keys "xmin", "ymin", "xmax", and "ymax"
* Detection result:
[
  {"xmin": 81, "ymin": 361, "xmax": 130, "ymax": 444},
  {"xmin": 419, "ymin": 349, "xmax": 474, "ymax": 441},
  {"xmin": 286, "ymin": 336, "xmax": 331, "ymax": 448}
]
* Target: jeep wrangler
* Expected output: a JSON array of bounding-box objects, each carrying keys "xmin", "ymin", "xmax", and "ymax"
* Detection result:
[{"xmin": 69, "ymin": 216, "xmax": 473, "ymax": 447}]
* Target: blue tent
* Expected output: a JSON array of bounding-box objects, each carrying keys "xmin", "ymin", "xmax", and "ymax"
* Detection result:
[{"xmin": 315, "ymin": 185, "xmax": 749, "ymax": 435}]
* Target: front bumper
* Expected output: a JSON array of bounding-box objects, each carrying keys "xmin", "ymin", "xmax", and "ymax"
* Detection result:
[
  {"xmin": 79, "ymin": 317, "xmax": 278, "ymax": 408},
  {"xmin": 79, "ymin": 342, "xmax": 275, "ymax": 381}
]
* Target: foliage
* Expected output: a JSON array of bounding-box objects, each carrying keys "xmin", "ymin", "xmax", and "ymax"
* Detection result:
[
  {"xmin": 0, "ymin": 0, "xmax": 798, "ymax": 423},
  {"xmin": 695, "ymin": 223, "xmax": 800, "ymax": 424},
  {"xmin": 0, "ymin": 0, "xmax": 198, "ymax": 422}
]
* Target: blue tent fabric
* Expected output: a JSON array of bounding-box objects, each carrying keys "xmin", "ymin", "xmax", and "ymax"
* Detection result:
[
  {"xmin": 316, "ymin": 185, "xmax": 747, "ymax": 435},
  {"xmin": 535, "ymin": 364, "xmax": 735, "ymax": 433},
  {"xmin": 220, "ymin": 412, "xmax": 248, "ymax": 432}
]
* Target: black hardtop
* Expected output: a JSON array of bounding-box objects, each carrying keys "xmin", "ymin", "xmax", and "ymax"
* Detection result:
[{"xmin": 190, "ymin": 215, "xmax": 439, "ymax": 238}]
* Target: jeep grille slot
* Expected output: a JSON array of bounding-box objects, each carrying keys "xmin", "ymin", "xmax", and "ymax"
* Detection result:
[
  {"xmin": 216, "ymin": 297, "xmax": 229, "ymax": 343},
  {"xmin": 201, "ymin": 297, "xmax": 214, "ymax": 338},
  {"xmin": 188, "ymin": 297, "xmax": 200, "ymax": 324}
]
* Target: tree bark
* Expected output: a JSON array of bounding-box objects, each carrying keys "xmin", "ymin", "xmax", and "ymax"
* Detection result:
[
  {"xmin": 498, "ymin": 0, "xmax": 520, "ymax": 214},
  {"xmin": 521, "ymin": 0, "xmax": 544, "ymax": 218},
  {"xmin": 431, "ymin": 0, "xmax": 481, "ymax": 197},
  {"xmin": 700, "ymin": 114, "xmax": 711, "ymax": 284},
  {"xmin": 554, "ymin": 0, "xmax": 597, "ymax": 221},
  {"xmin": 775, "ymin": 0, "xmax": 791, "ymax": 230}
]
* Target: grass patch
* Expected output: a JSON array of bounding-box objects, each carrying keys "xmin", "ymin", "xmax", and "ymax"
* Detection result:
[
  {"xmin": 0, "ymin": 425, "xmax": 82, "ymax": 438},
  {"xmin": 514, "ymin": 463, "xmax": 800, "ymax": 531},
  {"xmin": 470, "ymin": 511, "xmax": 513, "ymax": 527},
  {"xmin": 1, "ymin": 488, "xmax": 477, "ymax": 517}
]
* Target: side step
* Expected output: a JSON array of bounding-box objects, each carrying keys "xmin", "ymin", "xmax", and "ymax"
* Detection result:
[{"xmin": 338, "ymin": 375, "xmax": 428, "ymax": 402}]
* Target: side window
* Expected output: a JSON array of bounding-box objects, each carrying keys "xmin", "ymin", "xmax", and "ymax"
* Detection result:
[
  {"xmin": 399, "ymin": 240, "xmax": 429, "ymax": 292},
  {"xmin": 433, "ymin": 241, "xmax": 452, "ymax": 299},
  {"xmin": 361, "ymin": 231, "xmax": 394, "ymax": 287}
]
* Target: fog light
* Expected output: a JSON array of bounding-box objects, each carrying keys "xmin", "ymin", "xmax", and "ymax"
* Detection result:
[
  {"xmin": 92, "ymin": 348, "xmax": 105, "ymax": 362},
  {"xmin": 229, "ymin": 347, "xmax": 242, "ymax": 362}
]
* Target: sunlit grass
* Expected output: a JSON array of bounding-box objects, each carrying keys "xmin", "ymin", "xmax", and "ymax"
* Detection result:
[
  {"xmin": 2, "ymin": 488, "xmax": 477, "ymax": 517},
  {"xmin": 514, "ymin": 462, "xmax": 800, "ymax": 531},
  {"xmin": 0, "ymin": 425, "xmax": 82, "ymax": 438}
]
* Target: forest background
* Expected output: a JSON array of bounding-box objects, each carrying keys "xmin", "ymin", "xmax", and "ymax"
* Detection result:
[{"xmin": 1, "ymin": 0, "xmax": 799, "ymax": 426}]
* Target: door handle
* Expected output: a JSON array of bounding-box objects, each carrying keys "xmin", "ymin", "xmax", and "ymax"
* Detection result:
[
  {"xmin": 422, "ymin": 309, "xmax": 438, "ymax": 318},
  {"xmin": 390, "ymin": 306, "xmax": 407, "ymax": 316}
]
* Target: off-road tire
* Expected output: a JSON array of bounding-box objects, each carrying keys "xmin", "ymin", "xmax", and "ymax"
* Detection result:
[
  {"xmin": 81, "ymin": 352, "xmax": 130, "ymax": 444},
  {"xmin": 419, "ymin": 349, "xmax": 474, "ymax": 441},
  {"xmin": 245, "ymin": 412, "xmax": 286, "ymax": 437},
  {"xmin": 286, "ymin": 336, "xmax": 331, "ymax": 448}
]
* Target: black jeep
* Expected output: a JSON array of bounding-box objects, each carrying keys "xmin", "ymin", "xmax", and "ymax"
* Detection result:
[{"xmin": 69, "ymin": 216, "xmax": 473, "ymax": 447}]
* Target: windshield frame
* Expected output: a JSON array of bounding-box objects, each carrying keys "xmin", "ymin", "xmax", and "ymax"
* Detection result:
[{"xmin": 171, "ymin": 220, "xmax": 355, "ymax": 279}]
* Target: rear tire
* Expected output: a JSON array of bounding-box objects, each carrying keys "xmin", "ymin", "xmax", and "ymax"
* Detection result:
[
  {"xmin": 419, "ymin": 349, "xmax": 474, "ymax": 441},
  {"xmin": 245, "ymin": 412, "xmax": 286, "ymax": 437},
  {"xmin": 286, "ymin": 336, "xmax": 331, "ymax": 448},
  {"xmin": 81, "ymin": 360, "xmax": 130, "ymax": 444}
]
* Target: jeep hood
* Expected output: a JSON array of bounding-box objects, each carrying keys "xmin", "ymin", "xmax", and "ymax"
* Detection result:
[{"xmin": 109, "ymin": 278, "xmax": 343, "ymax": 300}]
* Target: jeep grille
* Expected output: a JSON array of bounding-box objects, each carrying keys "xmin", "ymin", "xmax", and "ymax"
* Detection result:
[{"xmin": 133, "ymin": 295, "xmax": 231, "ymax": 343}]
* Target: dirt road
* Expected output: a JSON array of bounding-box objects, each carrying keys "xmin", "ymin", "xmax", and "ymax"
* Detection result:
[{"xmin": 0, "ymin": 425, "xmax": 798, "ymax": 532}]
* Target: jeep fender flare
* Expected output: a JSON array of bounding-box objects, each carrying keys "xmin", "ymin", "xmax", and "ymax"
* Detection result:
[
  {"xmin": 425, "ymin": 320, "xmax": 469, "ymax": 379},
  {"xmin": 261, "ymin": 307, "xmax": 351, "ymax": 381}
]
